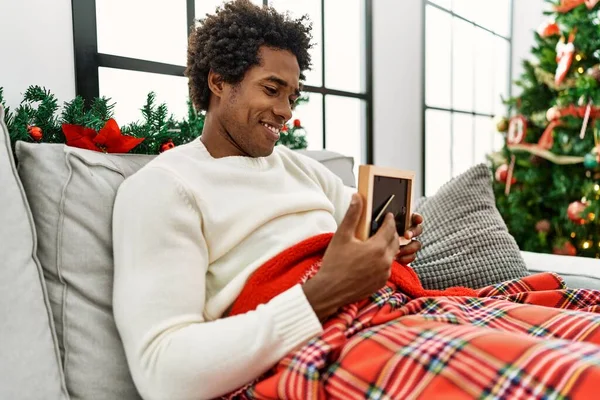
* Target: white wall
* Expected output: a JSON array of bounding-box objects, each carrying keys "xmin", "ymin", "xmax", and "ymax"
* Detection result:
[
  {"xmin": 373, "ymin": 0, "xmax": 424, "ymax": 197},
  {"xmin": 0, "ymin": 0, "xmax": 76, "ymax": 111}
]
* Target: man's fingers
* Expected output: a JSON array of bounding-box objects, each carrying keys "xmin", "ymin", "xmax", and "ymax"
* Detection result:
[
  {"xmin": 372, "ymin": 212, "xmax": 397, "ymax": 245},
  {"xmin": 412, "ymin": 213, "xmax": 424, "ymax": 225},
  {"xmin": 403, "ymin": 214, "xmax": 424, "ymax": 240},
  {"xmin": 335, "ymin": 193, "xmax": 363, "ymax": 240},
  {"xmin": 396, "ymin": 253, "xmax": 417, "ymax": 265},
  {"xmin": 397, "ymin": 239, "xmax": 421, "ymax": 256},
  {"xmin": 405, "ymin": 223, "xmax": 423, "ymax": 240}
]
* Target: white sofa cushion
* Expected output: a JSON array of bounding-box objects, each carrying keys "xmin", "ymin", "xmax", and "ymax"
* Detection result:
[
  {"xmin": 295, "ymin": 149, "xmax": 355, "ymax": 187},
  {"xmin": 0, "ymin": 105, "xmax": 68, "ymax": 399}
]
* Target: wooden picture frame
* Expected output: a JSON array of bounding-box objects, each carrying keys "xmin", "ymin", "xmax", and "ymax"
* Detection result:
[{"xmin": 356, "ymin": 165, "xmax": 415, "ymax": 242}]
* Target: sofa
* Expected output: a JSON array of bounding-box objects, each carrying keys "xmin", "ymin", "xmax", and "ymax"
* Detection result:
[{"xmin": 2, "ymin": 102, "xmax": 600, "ymax": 399}]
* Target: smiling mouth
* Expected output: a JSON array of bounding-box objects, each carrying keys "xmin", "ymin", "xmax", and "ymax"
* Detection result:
[{"xmin": 261, "ymin": 122, "xmax": 281, "ymax": 140}]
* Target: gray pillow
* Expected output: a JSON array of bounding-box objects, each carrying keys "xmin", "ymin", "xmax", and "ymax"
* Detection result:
[
  {"xmin": 412, "ymin": 164, "xmax": 528, "ymax": 289},
  {"xmin": 16, "ymin": 142, "xmax": 151, "ymax": 400},
  {"xmin": 0, "ymin": 105, "xmax": 68, "ymax": 399}
]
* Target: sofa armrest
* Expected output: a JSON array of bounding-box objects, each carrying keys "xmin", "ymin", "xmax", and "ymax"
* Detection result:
[{"xmin": 521, "ymin": 250, "xmax": 600, "ymax": 290}]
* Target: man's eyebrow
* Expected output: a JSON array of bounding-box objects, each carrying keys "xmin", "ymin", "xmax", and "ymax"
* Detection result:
[{"xmin": 265, "ymin": 76, "xmax": 301, "ymax": 97}]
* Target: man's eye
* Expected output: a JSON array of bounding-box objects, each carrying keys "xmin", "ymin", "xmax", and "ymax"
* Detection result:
[{"xmin": 264, "ymin": 86, "xmax": 277, "ymax": 95}]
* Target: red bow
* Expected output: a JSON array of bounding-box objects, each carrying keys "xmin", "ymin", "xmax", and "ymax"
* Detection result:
[{"xmin": 62, "ymin": 119, "xmax": 144, "ymax": 153}]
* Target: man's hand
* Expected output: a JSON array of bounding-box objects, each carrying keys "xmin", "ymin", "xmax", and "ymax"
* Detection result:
[
  {"xmin": 302, "ymin": 193, "xmax": 399, "ymax": 322},
  {"xmin": 396, "ymin": 213, "xmax": 424, "ymax": 265}
]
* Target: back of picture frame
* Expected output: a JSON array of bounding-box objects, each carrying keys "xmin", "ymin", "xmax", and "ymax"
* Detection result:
[{"xmin": 356, "ymin": 165, "xmax": 415, "ymax": 242}]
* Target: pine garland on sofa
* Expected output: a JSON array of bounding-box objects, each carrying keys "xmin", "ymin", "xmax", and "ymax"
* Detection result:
[{"xmin": 0, "ymin": 86, "xmax": 308, "ymax": 155}]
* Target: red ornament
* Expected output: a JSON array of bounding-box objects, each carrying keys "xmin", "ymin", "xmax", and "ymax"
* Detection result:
[
  {"xmin": 495, "ymin": 164, "xmax": 517, "ymax": 184},
  {"xmin": 293, "ymin": 119, "xmax": 302, "ymax": 128},
  {"xmin": 553, "ymin": 241, "xmax": 577, "ymax": 256},
  {"xmin": 507, "ymin": 115, "xmax": 527, "ymax": 145},
  {"xmin": 535, "ymin": 219, "xmax": 551, "ymax": 233},
  {"xmin": 28, "ymin": 125, "xmax": 43, "ymax": 141},
  {"xmin": 537, "ymin": 19, "xmax": 560, "ymax": 37},
  {"xmin": 62, "ymin": 119, "xmax": 144, "ymax": 153},
  {"xmin": 567, "ymin": 201, "xmax": 588, "ymax": 225},
  {"xmin": 160, "ymin": 140, "xmax": 175, "ymax": 153},
  {"xmin": 281, "ymin": 124, "xmax": 288, "ymax": 132}
]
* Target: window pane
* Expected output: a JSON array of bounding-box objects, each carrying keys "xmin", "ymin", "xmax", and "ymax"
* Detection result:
[
  {"xmin": 474, "ymin": 116, "xmax": 494, "ymax": 165},
  {"xmin": 325, "ymin": 96, "xmax": 366, "ymax": 176},
  {"xmin": 452, "ymin": 113, "xmax": 474, "ymax": 177},
  {"xmin": 474, "ymin": 29, "xmax": 494, "ymax": 114},
  {"xmin": 291, "ymin": 94, "xmax": 323, "ymax": 150},
  {"xmin": 452, "ymin": 17, "xmax": 474, "ymax": 111},
  {"xmin": 485, "ymin": 0, "xmax": 511, "ymax": 37},
  {"xmin": 425, "ymin": 5, "xmax": 452, "ymax": 108},
  {"xmin": 429, "ymin": 0, "xmax": 451, "ymax": 11},
  {"xmin": 425, "ymin": 110, "xmax": 451, "ymax": 196},
  {"xmin": 196, "ymin": 0, "xmax": 262, "ymax": 20},
  {"xmin": 97, "ymin": 0, "xmax": 187, "ymax": 65},
  {"xmin": 271, "ymin": 0, "xmax": 322, "ymax": 87},
  {"xmin": 324, "ymin": 0, "xmax": 365, "ymax": 93},
  {"xmin": 195, "ymin": 0, "xmax": 223, "ymax": 19},
  {"xmin": 493, "ymin": 36, "xmax": 510, "ymax": 117},
  {"xmin": 99, "ymin": 68, "xmax": 190, "ymax": 126},
  {"xmin": 453, "ymin": 0, "xmax": 511, "ymax": 37},
  {"xmin": 452, "ymin": 0, "xmax": 479, "ymax": 23}
]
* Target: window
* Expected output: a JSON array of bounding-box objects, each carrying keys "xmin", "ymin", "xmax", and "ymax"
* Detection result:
[
  {"xmin": 423, "ymin": 0, "xmax": 512, "ymax": 195},
  {"xmin": 72, "ymin": 0, "xmax": 373, "ymax": 165}
]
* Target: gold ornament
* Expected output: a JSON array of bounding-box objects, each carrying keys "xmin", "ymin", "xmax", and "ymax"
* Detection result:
[
  {"xmin": 535, "ymin": 66, "xmax": 576, "ymax": 90},
  {"xmin": 496, "ymin": 117, "xmax": 509, "ymax": 132}
]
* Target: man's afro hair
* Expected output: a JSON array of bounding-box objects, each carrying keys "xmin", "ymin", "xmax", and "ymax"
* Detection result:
[{"xmin": 186, "ymin": 0, "xmax": 313, "ymax": 111}]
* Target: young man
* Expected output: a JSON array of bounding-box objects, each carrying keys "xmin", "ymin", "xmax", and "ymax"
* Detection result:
[{"xmin": 112, "ymin": 1, "xmax": 422, "ymax": 398}]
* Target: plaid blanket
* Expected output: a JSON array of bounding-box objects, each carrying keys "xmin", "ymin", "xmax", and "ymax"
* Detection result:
[{"xmin": 224, "ymin": 234, "xmax": 600, "ymax": 399}]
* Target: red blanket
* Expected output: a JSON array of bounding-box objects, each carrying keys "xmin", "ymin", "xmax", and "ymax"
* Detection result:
[{"xmin": 225, "ymin": 234, "xmax": 600, "ymax": 399}]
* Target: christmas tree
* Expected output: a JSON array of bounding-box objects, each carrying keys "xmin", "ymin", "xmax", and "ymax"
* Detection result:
[
  {"xmin": 0, "ymin": 86, "xmax": 309, "ymax": 155},
  {"xmin": 492, "ymin": 0, "xmax": 600, "ymax": 259}
]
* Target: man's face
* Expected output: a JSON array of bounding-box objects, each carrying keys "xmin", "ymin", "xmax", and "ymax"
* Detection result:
[{"xmin": 218, "ymin": 46, "xmax": 301, "ymax": 157}]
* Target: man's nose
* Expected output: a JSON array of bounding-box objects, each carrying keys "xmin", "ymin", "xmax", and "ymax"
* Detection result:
[{"xmin": 273, "ymin": 99, "xmax": 293, "ymax": 122}]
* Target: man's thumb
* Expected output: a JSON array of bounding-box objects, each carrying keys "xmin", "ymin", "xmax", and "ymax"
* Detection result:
[{"xmin": 338, "ymin": 193, "xmax": 363, "ymax": 235}]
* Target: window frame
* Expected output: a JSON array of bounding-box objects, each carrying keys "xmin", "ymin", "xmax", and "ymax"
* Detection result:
[
  {"xmin": 71, "ymin": 0, "xmax": 374, "ymax": 163},
  {"xmin": 420, "ymin": 0, "xmax": 514, "ymax": 195}
]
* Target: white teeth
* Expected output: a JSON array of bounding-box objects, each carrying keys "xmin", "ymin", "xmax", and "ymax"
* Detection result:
[{"xmin": 262, "ymin": 123, "xmax": 280, "ymax": 134}]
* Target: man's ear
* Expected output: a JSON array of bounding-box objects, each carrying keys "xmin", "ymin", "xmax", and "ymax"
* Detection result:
[{"xmin": 207, "ymin": 70, "xmax": 225, "ymax": 98}]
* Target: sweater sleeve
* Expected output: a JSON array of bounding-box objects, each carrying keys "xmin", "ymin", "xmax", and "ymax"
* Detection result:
[{"xmin": 112, "ymin": 166, "xmax": 322, "ymax": 400}]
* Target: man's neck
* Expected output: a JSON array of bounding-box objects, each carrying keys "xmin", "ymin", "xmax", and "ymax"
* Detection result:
[{"xmin": 200, "ymin": 112, "xmax": 248, "ymax": 158}]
